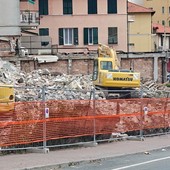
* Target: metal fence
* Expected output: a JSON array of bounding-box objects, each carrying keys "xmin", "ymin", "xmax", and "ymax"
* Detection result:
[{"xmin": 0, "ymin": 85, "xmax": 170, "ymax": 152}]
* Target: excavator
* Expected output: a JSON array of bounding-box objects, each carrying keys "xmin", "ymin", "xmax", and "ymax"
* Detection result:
[{"xmin": 92, "ymin": 44, "xmax": 140, "ymax": 99}]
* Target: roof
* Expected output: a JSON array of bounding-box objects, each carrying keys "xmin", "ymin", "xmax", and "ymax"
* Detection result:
[
  {"xmin": 128, "ymin": 2, "xmax": 155, "ymax": 13},
  {"xmin": 153, "ymin": 23, "xmax": 170, "ymax": 34}
]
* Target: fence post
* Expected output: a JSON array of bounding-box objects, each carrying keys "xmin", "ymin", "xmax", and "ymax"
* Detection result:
[
  {"xmin": 42, "ymin": 86, "xmax": 49, "ymax": 153},
  {"xmin": 164, "ymin": 92, "xmax": 169, "ymax": 134},
  {"xmin": 139, "ymin": 87, "xmax": 144, "ymax": 140},
  {"xmin": 92, "ymin": 88, "xmax": 97, "ymax": 146}
]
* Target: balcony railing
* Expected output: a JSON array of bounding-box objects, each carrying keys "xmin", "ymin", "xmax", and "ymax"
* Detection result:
[{"xmin": 20, "ymin": 10, "xmax": 39, "ymax": 28}]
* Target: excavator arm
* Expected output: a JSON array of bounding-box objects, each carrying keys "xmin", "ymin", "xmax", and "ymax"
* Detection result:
[{"xmin": 98, "ymin": 44, "xmax": 120, "ymax": 70}]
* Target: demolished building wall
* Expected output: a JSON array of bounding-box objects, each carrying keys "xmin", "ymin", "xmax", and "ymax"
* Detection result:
[{"xmin": 18, "ymin": 54, "xmax": 165, "ymax": 83}]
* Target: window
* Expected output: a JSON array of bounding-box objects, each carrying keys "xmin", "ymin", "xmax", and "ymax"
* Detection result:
[
  {"xmin": 39, "ymin": 0, "xmax": 48, "ymax": 15},
  {"xmin": 108, "ymin": 27, "xmax": 118, "ymax": 44},
  {"xmin": 162, "ymin": 6, "xmax": 164, "ymax": 14},
  {"xmin": 59, "ymin": 28, "xmax": 78, "ymax": 45},
  {"xmin": 63, "ymin": 0, "xmax": 72, "ymax": 15},
  {"xmin": 39, "ymin": 28, "xmax": 49, "ymax": 46},
  {"xmin": 100, "ymin": 61, "xmax": 112, "ymax": 70},
  {"xmin": 162, "ymin": 20, "xmax": 165, "ymax": 25},
  {"xmin": 84, "ymin": 28, "xmax": 98, "ymax": 45},
  {"xmin": 88, "ymin": 0, "xmax": 97, "ymax": 14},
  {"xmin": 39, "ymin": 28, "xmax": 49, "ymax": 36},
  {"xmin": 108, "ymin": 0, "xmax": 117, "ymax": 14},
  {"xmin": 64, "ymin": 28, "xmax": 73, "ymax": 45},
  {"xmin": 161, "ymin": 35, "xmax": 163, "ymax": 46}
]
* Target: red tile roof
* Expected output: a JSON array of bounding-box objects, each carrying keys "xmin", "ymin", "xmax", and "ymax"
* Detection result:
[
  {"xmin": 128, "ymin": 2, "xmax": 155, "ymax": 13},
  {"xmin": 153, "ymin": 23, "xmax": 170, "ymax": 34}
]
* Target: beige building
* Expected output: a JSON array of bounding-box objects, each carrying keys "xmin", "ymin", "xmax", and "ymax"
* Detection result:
[
  {"xmin": 143, "ymin": 0, "xmax": 170, "ymax": 26},
  {"xmin": 128, "ymin": 2, "xmax": 155, "ymax": 52},
  {"xmin": 141, "ymin": 0, "xmax": 170, "ymax": 51},
  {"xmin": 20, "ymin": 0, "xmax": 128, "ymax": 53}
]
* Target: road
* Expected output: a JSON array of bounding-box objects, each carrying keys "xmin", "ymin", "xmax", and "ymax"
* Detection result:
[
  {"xmin": 1, "ymin": 134, "xmax": 170, "ymax": 170},
  {"xmin": 62, "ymin": 148, "xmax": 170, "ymax": 170}
]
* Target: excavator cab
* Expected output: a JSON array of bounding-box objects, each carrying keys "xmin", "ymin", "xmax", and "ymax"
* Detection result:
[{"xmin": 100, "ymin": 61, "xmax": 112, "ymax": 70}]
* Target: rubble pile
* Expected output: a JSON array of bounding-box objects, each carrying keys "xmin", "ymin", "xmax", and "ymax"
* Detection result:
[
  {"xmin": 0, "ymin": 60, "xmax": 96, "ymax": 101},
  {"xmin": 0, "ymin": 59, "xmax": 170, "ymax": 101},
  {"xmin": 142, "ymin": 80, "xmax": 170, "ymax": 98}
]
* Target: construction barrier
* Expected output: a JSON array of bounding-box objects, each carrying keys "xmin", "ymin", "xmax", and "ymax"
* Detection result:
[{"xmin": 0, "ymin": 97, "xmax": 170, "ymax": 149}]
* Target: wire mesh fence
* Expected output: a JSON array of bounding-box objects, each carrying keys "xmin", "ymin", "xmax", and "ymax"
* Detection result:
[{"xmin": 0, "ymin": 85, "xmax": 170, "ymax": 151}]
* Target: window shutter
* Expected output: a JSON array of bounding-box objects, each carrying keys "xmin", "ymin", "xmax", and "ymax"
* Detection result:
[
  {"xmin": 39, "ymin": 28, "xmax": 49, "ymax": 36},
  {"xmin": 59, "ymin": 28, "xmax": 64, "ymax": 45},
  {"xmin": 39, "ymin": 0, "xmax": 43, "ymax": 15},
  {"xmin": 108, "ymin": 27, "xmax": 113, "ymax": 44},
  {"xmin": 113, "ymin": 0, "xmax": 117, "ymax": 13},
  {"xmin": 68, "ymin": 0, "xmax": 73, "ymax": 14},
  {"xmin": 93, "ymin": 0, "xmax": 97, "ymax": 14},
  {"xmin": 39, "ymin": 0, "xmax": 48, "ymax": 15},
  {"xmin": 88, "ymin": 0, "xmax": 97, "ymax": 14},
  {"xmin": 108, "ymin": 0, "xmax": 117, "ymax": 14},
  {"xmin": 88, "ymin": 0, "xmax": 92, "ymax": 14},
  {"xmin": 44, "ymin": 0, "xmax": 49, "ymax": 15},
  {"xmin": 74, "ymin": 28, "xmax": 78, "ymax": 45},
  {"xmin": 63, "ymin": 0, "xmax": 72, "ymax": 14},
  {"xmin": 84, "ymin": 28, "xmax": 88, "ymax": 45},
  {"xmin": 93, "ymin": 27, "xmax": 98, "ymax": 44}
]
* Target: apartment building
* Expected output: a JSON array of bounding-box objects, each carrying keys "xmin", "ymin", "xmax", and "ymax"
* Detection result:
[
  {"xmin": 143, "ymin": 0, "xmax": 170, "ymax": 26},
  {"xmin": 141, "ymin": 0, "xmax": 170, "ymax": 51},
  {"xmin": 20, "ymin": 0, "xmax": 128, "ymax": 53},
  {"xmin": 128, "ymin": 2, "xmax": 155, "ymax": 52}
]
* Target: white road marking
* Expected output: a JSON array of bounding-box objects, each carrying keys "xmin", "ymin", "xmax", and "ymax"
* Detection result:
[{"xmin": 112, "ymin": 156, "xmax": 170, "ymax": 170}]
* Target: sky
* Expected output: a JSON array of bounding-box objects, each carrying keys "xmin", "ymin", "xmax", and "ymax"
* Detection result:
[{"xmin": 128, "ymin": 0, "xmax": 143, "ymax": 5}]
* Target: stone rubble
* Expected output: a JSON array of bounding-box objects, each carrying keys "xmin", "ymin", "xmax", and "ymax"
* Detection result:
[
  {"xmin": 142, "ymin": 80, "xmax": 170, "ymax": 98},
  {"xmin": 0, "ymin": 60, "xmax": 97, "ymax": 101},
  {"xmin": 0, "ymin": 59, "xmax": 170, "ymax": 101}
]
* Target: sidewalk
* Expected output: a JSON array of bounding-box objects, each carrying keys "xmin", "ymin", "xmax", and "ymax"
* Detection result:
[{"xmin": 0, "ymin": 135, "xmax": 170, "ymax": 170}]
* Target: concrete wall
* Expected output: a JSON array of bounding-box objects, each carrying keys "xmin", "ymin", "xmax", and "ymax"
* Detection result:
[
  {"xmin": 0, "ymin": 0, "xmax": 20, "ymax": 36},
  {"xmin": 20, "ymin": 55, "xmax": 164, "ymax": 83}
]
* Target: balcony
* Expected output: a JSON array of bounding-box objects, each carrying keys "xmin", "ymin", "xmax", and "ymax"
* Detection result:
[{"xmin": 20, "ymin": 10, "xmax": 39, "ymax": 29}]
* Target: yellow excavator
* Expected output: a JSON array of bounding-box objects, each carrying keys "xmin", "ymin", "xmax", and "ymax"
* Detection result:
[
  {"xmin": 0, "ymin": 85, "xmax": 14, "ymax": 113},
  {"xmin": 93, "ymin": 44, "xmax": 140, "ymax": 99}
]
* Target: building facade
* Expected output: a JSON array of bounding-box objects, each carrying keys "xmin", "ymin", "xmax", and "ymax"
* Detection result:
[
  {"xmin": 143, "ymin": 0, "xmax": 170, "ymax": 26},
  {"xmin": 141, "ymin": 0, "xmax": 170, "ymax": 51},
  {"xmin": 128, "ymin": 2, "xmax": 155, "ymax": 52},
  {"xmin": 20, "ymin": 0, "xmax": 128, "ymax": 53}
]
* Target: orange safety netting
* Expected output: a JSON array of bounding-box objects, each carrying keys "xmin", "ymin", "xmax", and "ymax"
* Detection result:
[{"xmin": 0, "ymin": 98, "xmax": 170, "ymax": 147}]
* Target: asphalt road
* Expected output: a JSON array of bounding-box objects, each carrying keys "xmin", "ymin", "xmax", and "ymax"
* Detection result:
[{"xmin": 62, "ymin": 147, "xmax": 170, "ymax": 170}]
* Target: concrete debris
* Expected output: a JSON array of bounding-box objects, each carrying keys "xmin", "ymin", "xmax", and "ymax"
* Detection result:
[
  {"xmin": 0, "ymin": 60, "xmax": 170, "ymax": 101},
  {"xmin": 0, "ymin": 60, "xmax": 100, "ymax": 101},
  {"xmin": 142, "ymin": 80, "xmax": 170, "ymax": 98}
]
